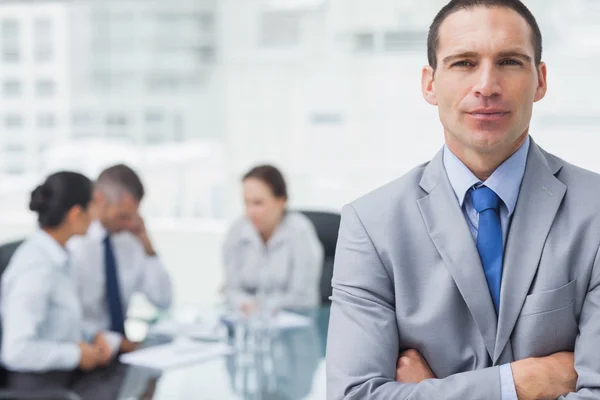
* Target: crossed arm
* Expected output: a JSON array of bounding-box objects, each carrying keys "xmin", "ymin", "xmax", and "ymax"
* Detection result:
[{"xmin": 326, "ymin": 204, "xmax": 600, "ymax": 400}]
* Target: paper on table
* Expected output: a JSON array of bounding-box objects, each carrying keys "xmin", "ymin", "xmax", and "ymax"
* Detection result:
[
  {"xmin": 119, "ymin": 339, "xmax": 233, "ymax": 371},
  {"xmin": 221, "ymin": 310, "xmax": 312, "ymax": 330}
]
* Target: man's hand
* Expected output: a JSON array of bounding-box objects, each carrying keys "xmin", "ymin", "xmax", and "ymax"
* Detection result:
[
  {"xmin": 130, "ymin": 215, "xmax": 156, "ymax": 256},
  {"xmin": 119, "ymin": 338, "xmax": 140, "ymax": 354},
  {"xmin": 241, "ymin": 301, "xmax": 259, "ymax": 317},
  {"xmin": 395, "ymin": 349, "xmax": 436, "ymax": 383},
  {"xmin": 94, "ymin": 333, "xmax": 113, "ymax": 366},
  {"xmin": 78, "ymin": 342, "xmax": 101, "ymax": 371},
  {"xmin": 512, "ymin": 351, "xmax": 577, "ymax": 400}
]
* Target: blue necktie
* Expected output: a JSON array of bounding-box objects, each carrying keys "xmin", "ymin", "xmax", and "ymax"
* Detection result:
[
  {"xmin": 103, "ymin": 235, "xmax": 126, "ymax": 335},
  {"xmin": 471, "ymin": 186, "xmax": 503, "ymax": 314}
]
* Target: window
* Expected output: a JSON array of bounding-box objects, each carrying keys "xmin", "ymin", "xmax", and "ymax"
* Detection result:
[
  {"xmin": 145, "ymin": 110, "xmax": 164, "ymax": 125},
  {"xmin": 354, "ymin": 32, "xmax": 375, "ymax": 52},
  {"xmin": 1, "ymin": 19, "xmax": 19, "ymax": 38},
  {"xmin": 4, "ymin": 143, "xmax": 26, "ymax": 153},
  {"xmin": 34, "ymin": 19, "xmax": 54, "ymax": 62},
  {"xmin": 72, "ymin": 111, "xmax": 93, "ymax": 127},
  {"xmin": 1, "ymin": 19, "xmax": 20, "ymax": 63},
  {"xmin": 106, "ymin": 113, "xmax": 128, "ymax": 127},
  {"xmin": 310, "ymin": 112, "xmax": 344, "ymax": 125},
  {"xmin": 36, "ymin": 80, "xmax": 56, "ymax": 97},
  {"xmin": 146, "ymin": 74, "xmax": 206, "ymax": 93},
  {"xmin": 383, "ymin": 30, "xmax": 426, "ymax": 52},
  {"xmin": 5, "ymin": 165, "xmax": 26, "ymax": 175},
  {"xmin": 37, "ymin": 113, "xmax": 56, "ymax": 129},
  {"xmin": 105, "ymin": 112, "xmax": 130, "ymax": 138},
  {"xmin": 1, "ymin": 49, "xmax": 19, "ymax": 62},
  {"xmin": 34, "ymin": 18, "xmax": 53, "ymax": 36},
  {"xmin": 198, "ymin": 13, "xmax": 214, "ymax": 33},
  {"xmin": 35, "ymin": 46, "xmax": 54, "ymax": 63},
  {"xmin": 2, "ymin": 80, "xmax": 22, "ymax": 98},
  {"xmin": 3, "ymin": 114, "xmax": 23, "ymax": 129},
  {"xmin": 146, "ymin": 132, "xmax": 166, "ymax": 144},
  {"xmin": 196, "ymin": 46, "xmax": 215, "ymax": 63}
]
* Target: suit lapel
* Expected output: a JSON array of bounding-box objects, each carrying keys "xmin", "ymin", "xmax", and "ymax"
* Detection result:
[
  {"xmin": 417, "ymin": 150, "xmax": 498, "ymax": 360},
  {"xmin": 493, "ymin": 141, "xmax": 566, "ymax": 363}
]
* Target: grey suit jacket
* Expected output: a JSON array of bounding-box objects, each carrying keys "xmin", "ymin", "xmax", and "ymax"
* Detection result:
[{"xmin": 327, "ymin": 140, "xmax": 600, "ymax": 399}]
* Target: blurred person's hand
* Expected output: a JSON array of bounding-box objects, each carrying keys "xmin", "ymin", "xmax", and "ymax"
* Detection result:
[
  {"xmin": 129, "ymin": 214, "xmax": 156, "ymax": 256},
  {"xmin": 395, "ymin": 349, "xmax": 436, "ymax": 383},
  {"xmin": 78, "ymin": 342, "xmax": 101, "ymax": 371},
  {"xmin": 241, "ymin": 301, "xmax": 258, "ymax": 317},
  {"xmin": 119, "ymin": 338, "xmax": 140, "ymax": 354},
  {"xmin": 93, "ymin": 333, "xmax": 113, "ymax": 366}
]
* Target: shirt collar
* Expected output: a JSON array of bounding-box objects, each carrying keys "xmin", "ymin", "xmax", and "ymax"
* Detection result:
[
  {"xmin": 239, "ymin": 214, "xmax": 289, "ymax": 248},
  {"xmin": 443, "ymin": 136, "xmax": 530, "ymax": 216},
  {"xmin": 87, "ymin": 220, "xmax": 109, "ymax": 241},
  {"xmin": 32, "ymin": 229, "xmax": 69, "ymax": 268}
]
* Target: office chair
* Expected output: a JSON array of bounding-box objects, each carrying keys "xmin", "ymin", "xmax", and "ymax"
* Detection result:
[
  {"xmin": 297, "ymin": 211, "xmax": 341, "ymax": 304},
  {"xmin": 0, "ymin": 240, "xmax": 81, "ymax": 400}
]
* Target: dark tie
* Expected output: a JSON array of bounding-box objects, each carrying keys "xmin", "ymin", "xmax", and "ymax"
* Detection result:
[
  {"xmin": 471, "ymin": 186, "xmax": 503, "ymax": 314},
  {"xmin": 103, "ymin": 235, "xmax": 126, "ymax": 335}
]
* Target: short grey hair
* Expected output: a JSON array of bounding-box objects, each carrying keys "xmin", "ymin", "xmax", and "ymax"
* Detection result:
[{"xmin": 96, "ymin": 164, "xmax": 145, "ymax": 203}]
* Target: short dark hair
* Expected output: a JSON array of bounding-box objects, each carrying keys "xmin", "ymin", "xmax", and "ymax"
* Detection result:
[
  {"xmin": 243, "ymin": 165, "xmax": 288, "ymax": 199},
  {"xmin": 96, "ymin": 164, "xmax": 145, "ymax": 202},
  {"xmin": 29, "ymin": 171, "xmax": 93, "ymax": 228},
  {"xmin": 427, "ymin": 0, "xmax": 543, "ymax": 70}
]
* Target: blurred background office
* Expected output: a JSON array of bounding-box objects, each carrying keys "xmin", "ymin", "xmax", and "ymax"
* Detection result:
[
  {"xmin": 1, "ymin": 0, "xmax": 599, "ymax": 310},
  {"xmin": 0, "ymin": 0, "xmax": 599, "ymax": 398}
]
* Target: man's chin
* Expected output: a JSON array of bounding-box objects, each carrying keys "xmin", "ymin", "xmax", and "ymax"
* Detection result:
[{"xmin": 466, "ymin": 131, "xmax": 514, "ymax": 152}]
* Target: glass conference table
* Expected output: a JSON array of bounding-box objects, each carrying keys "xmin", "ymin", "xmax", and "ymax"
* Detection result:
[{"xmin": 117, "ymin": 306, "xmax": 330, "ymax": 400}]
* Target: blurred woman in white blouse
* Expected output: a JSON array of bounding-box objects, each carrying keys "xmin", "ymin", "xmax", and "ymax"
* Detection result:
[
  {"xmin": 1, "ymin": 172, "xmax": 124, "ymax": 399},
  {"xmin": 223, "ymin": 165, "xmax": 324, "ymax": 315}
]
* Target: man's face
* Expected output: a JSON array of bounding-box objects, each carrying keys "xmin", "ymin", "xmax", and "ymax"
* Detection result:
[
  {"xmin": 422, "ymin": 6, "xmax": 547, "ymax": 156},
  {"xmin": 98, "ymin": 191, "xmax": 140, "ymax": 234}
]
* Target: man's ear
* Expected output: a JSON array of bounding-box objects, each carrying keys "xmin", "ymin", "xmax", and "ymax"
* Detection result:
[
  {"xmin": 534, "ymin": 62, "xmax": 547, "ymax": 103},
  {"xmin": 422, "ymin": 65, "xmax": 438, "ymax": 106}
]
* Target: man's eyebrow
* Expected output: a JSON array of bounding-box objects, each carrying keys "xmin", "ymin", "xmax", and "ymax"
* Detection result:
[
  {"xmin": 497, "ymin": 51, "xmax": 532, "ymax": 62},
  {"xmin": 441, "ymin": 52, "xmax": 478, "ymax": 65},
  {"xmin": 441, "ymin": 50, "xmax": 533, "ymax": 65}
]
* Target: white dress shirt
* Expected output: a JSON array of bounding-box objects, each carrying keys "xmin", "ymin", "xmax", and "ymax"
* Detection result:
[
  {"xmin": 223, "ymin": 212, "xmax": 324, "ymax": 310},
  {"xmin": 1, "ymin": 230, "xmax": 87, "ymax": 372},
  {"xmin": 68, "ymin": 221, "xmax": 172, "ymax": 352}
]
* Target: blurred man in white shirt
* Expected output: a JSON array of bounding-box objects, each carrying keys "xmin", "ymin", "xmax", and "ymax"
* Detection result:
[{"xmin": 69, "ymin": 164, "xmax": 173, "ymax": 356}]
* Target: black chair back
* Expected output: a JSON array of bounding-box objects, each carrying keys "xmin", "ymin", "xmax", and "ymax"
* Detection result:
[
  {"xmin": 297, "ymin": 211, "xmax": 341, "ymax": 304},
  {"xmin": 0, "ymin": 240, "xmax": 22, "ymax": 388},
  {"xmin": 0, "ymin": 241, "xmax": 23, "ymax": 277}
]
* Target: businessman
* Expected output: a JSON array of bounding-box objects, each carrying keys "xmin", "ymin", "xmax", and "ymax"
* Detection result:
[
  {"xmin": 69, "ymin": 164, "xmax": 173, "ymax": 356},
  {"xmin": 327, "ymin": 1, "xmax": 600, "ymax": 399}
]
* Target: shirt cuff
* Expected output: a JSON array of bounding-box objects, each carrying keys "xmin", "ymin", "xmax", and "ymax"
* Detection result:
[
  {"xmin": 499, "ymin": 363, "xmax": 518, "ymax": 400},
  {"xmin": 63, "ymin": 343, "xmax": 82, "ymax": 370},
  {"xmin": 103, "ymin": 331, "xmax": 123, "ymax": 355}
]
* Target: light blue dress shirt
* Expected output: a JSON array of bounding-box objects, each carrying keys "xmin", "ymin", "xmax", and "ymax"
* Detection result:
[
  {"xmin": 1, "ymin": 230, "xmax": 89, "ymax": 372},
  {"xmin": 443, "ymin": 136, "xmax": 530, "ymax": 400},
  {"xmin": 223, "ymin": 212, "xmax": 324, "ymax": 310}
]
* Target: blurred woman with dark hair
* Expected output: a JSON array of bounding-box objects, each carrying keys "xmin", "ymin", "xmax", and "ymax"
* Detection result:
[
  {"xmin": 1, "ymin": 171, "xmax": 124, "ymax": 399},
  {"xmin": 223, "ymin": 165, "xmax": 324, "ymax": 315}
]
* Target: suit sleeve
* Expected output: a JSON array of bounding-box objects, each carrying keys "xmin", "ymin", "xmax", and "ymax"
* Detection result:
[
  {"xmin": 560, "ymin": 244, "xmax": 600, "ymax": 399},
  {"xmin": 326, "ymin": 204, "xmax": 503, "ymax": 400}
]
